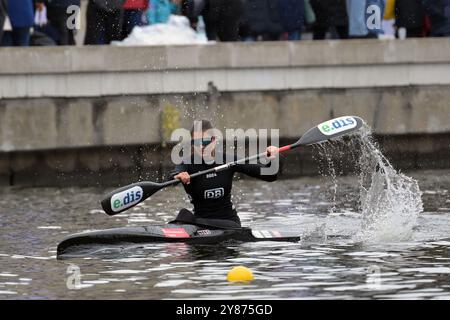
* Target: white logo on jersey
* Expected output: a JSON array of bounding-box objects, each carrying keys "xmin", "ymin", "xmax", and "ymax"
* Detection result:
[
  {"xmin": 204, "ymin": 188, "xmax": 224, "ymax": 199},
  {"xmin": 206, "ymin": 173, "xmax": 217, "ymax": 179}
]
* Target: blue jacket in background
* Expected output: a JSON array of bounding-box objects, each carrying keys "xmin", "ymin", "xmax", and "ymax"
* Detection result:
[
  {"xmin": 7, "ymin": 0, "xmax": 34, "ymax": 28},
  {"xmin": 245, "ymin": 0, "xmax": 283, "ymax": 35},
  {"xmin": 147, "ymin": 0, "xmax": 178, "ymax": 24},
  {"xmin": 423, "ymin": 0, "xmax": 450, "ymax": 36},
  {"xmin": 346, "ymin": 0, "xmax": 367, "ymax": 36},
  {"xmin": 366, "ymin": 0, "xmax": 384, "ymax": 34},
  {"xmin": 277, "ymin": 0, "xmax": 305, "ymax": 32},
  {"xmin": 346, "ymin": 0, "xmax": 384, "ymax": 37}
]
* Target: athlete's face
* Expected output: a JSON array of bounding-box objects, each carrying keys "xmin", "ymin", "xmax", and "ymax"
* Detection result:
[{"xmin": 192, "ymin": 131, "xmax": 216, "ymax": 158}]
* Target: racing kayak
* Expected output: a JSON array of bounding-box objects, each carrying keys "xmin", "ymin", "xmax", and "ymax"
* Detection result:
[{"xmin": 57, "ymin": 224, "xmax": 301, "ymax": 259}]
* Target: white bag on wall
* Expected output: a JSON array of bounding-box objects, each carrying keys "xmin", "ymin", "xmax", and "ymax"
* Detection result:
[{"xmin": 3, "ymin": 15, "xmax": 12, "ymax": 31}]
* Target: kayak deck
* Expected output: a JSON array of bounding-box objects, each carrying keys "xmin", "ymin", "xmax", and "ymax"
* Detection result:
[{"xmin": 56, "ymin": 224, "xmax": 301, "ymax": 259}]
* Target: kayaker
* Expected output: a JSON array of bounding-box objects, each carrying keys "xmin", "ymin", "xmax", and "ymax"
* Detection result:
[{"xmin": 171, "ymin": 120, "xmax": 279, "ymax": 229}]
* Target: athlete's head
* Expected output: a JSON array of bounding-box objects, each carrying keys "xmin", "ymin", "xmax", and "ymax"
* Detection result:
[{"xmin": 190, "ymin": 120, "xmax": 217, "ymax": 159}]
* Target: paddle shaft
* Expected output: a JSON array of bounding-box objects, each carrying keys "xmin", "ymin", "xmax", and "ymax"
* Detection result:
[
  {"xmin": 101, "ymin": 144, "xmax": 296, "ymax": 215},
  {"xmin": 160, "ymin": 143, "xmax": 297, "ymax": 187},
  {"xmin": 101, "ymin": 115, "xmax": 364, "ymax": 215}
]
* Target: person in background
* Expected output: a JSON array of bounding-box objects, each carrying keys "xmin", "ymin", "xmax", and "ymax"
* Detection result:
[
  {"xmin": 181, "ymin": 0, "xmax": 204, "ymax": 29},
  {"xmin": 0, "ymin": 0, "xmax": 7, "ymax": 43},
  {"xmin": 244, "ymin": 0, "xmax": 283, "ymax": 41},
  {"xmin": 304, "ymin": 0, "xmax": 316, "ymax": 26},
  {"xmin": 201, "ymin": 0, "xmax": 243, "ymax": 41},
  {"xmin": 346, "ymin": 0, "xmax": 384, "ymax": 38},
  {"xmin": 423, "ymin": 0, "xmax": 450, "ymax": 37},
  {"xmin": 36, "ymin": 0, "xmax": 81, "ymax": 45},
  {"xmin": 122, "ymin": 0, "xmax": 148, "ymax": 39},
  {"xmin": 1, "ymin": 0, "xmax": 34, "ymax": 46},
  {"xmin": 395, "ymin": 0, "xmax": 425, "ymax": 38},
  {"xmin": 146, "ymin": 0, "xmax": 178, "ymax": 25},
  {"xmin": 381, "ymin": 0, "xmax": 396, "ymax": 37},
  {"xmin": 346, "ymin": 0, "xmax": 368, "ymax": 38},
  {"xmin": 276, "ymin": 0, "xmax": 305, "ymax": 40},
  {"xmin": 84, "ymin": 0, "xmax": 125, "ymax": 45},
  {"xmin": 310, "ymin": 0, "xmax": 348, "ymax": 39}
]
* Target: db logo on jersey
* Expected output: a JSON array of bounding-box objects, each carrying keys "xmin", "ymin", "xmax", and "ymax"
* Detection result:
[{"xmin": 204, "ymin": 188, "xmax": 224, "ymax": 199}]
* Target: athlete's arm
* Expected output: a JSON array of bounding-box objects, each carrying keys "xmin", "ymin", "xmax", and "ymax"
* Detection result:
[{"xmin": 234, "ymin": 146, "xmax": 279, "ymax": 182}]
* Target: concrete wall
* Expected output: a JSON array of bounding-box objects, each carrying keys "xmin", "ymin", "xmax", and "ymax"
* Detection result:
[
  {"xmin": 1, "ymin": 87, "xmax": 450, "ymax": 152},
  {"xmin": 0, "ymin": 40, "xmax": 449, "ymax": 186},
  {"xmin": 2, "ymin": 39, "xmax": 450, "ymax": 99}
]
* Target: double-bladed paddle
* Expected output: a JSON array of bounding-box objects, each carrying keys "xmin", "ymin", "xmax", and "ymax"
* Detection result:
[{"xmin": 101, "ymin": 116, "xmax": 364, "ymax": 215}]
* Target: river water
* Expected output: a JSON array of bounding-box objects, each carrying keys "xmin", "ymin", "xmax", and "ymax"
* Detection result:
[{"xmin": 0, "ymin": 169, "xmax": 449, "ymax": 300}]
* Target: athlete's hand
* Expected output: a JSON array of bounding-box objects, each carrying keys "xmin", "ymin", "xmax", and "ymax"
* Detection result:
[
  {"xmin": 266, "ymin": 146, "xmax": 279, "ymax": 159},
  {"xmin": 175, "ymin": 172, "xmax": 191, "ymax": 185}
]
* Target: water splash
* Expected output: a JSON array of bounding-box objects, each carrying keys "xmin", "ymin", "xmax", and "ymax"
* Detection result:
[
  {"xmin": 353, "ymin": 126, "xmax": 423, "ymax": 242},
  {"xmin": 315, "ymin": 143, "xmax": 338, "ymax": 214},
  {"xmin": 315, "ymin": 124, "xmax": 423, "ymax": 243}
]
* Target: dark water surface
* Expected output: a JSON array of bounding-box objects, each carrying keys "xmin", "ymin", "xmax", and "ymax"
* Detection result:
[{"xmin": 0, "ymin": 170, "xmax": 449, "ymax": 299}]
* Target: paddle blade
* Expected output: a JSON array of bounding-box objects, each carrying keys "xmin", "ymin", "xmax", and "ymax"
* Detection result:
[
  {"xmin": 101, "ymin": 182, "xmax": 164, "ymax": 215},
  {"xmin": 293, "ymin": 116, "xmax": 364, "ymax": 147}
]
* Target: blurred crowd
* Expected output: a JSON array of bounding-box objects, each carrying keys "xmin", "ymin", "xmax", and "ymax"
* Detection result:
[{"xmin": 1, "ymin": 0, "xmax": 450, "ymax": 46}]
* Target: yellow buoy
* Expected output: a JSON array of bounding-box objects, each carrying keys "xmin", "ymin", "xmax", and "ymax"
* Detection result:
[{"xmin": 227, "ymin": 266, "xmax": 254, "ymax": 282}]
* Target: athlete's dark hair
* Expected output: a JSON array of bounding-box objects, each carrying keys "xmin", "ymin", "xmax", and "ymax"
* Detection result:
[{"xmin": 190, "ymin": 120, "xmax": 213, "ymax": 136}]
